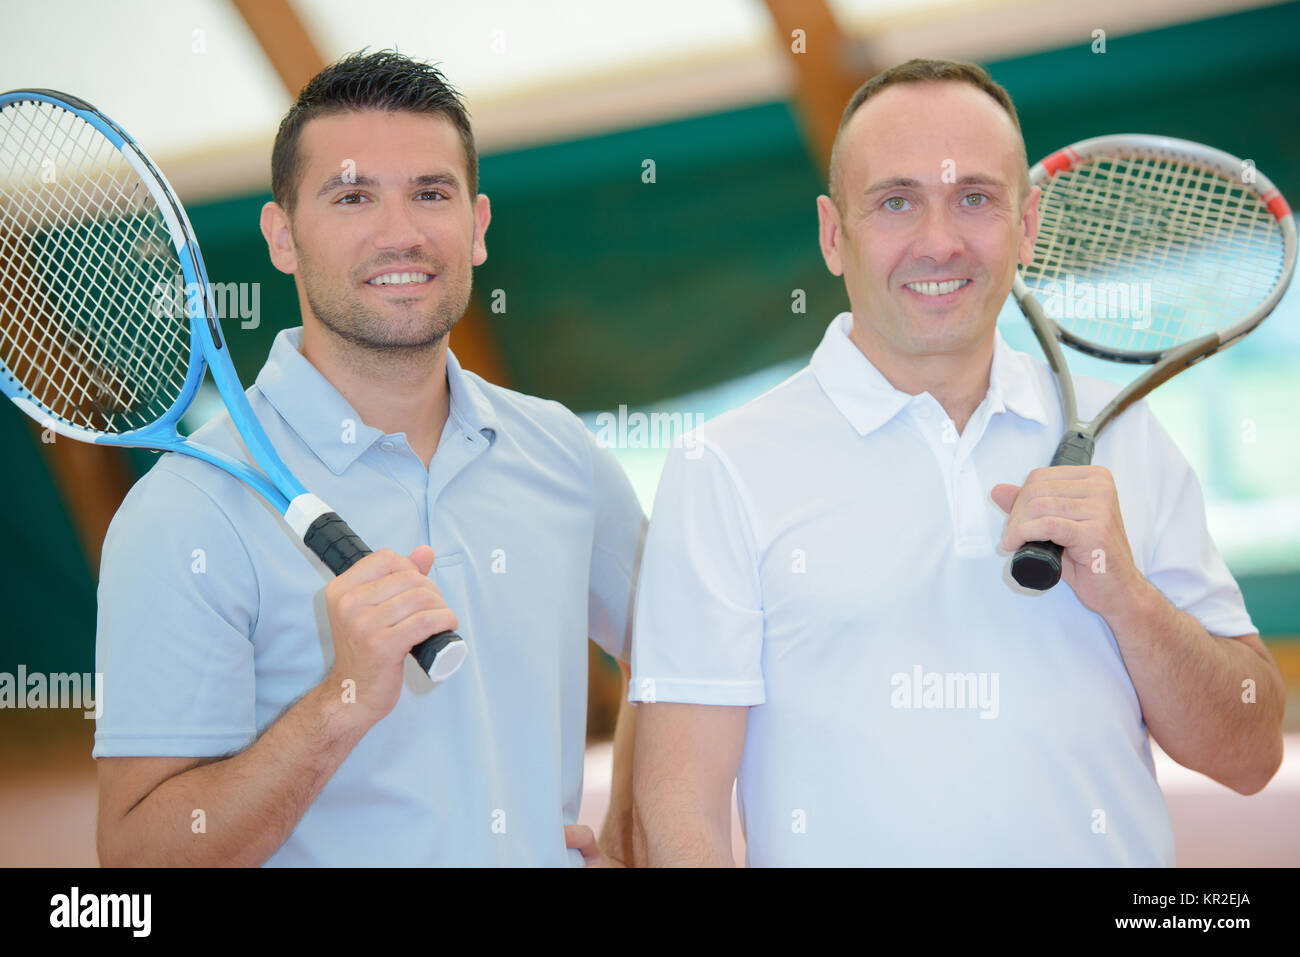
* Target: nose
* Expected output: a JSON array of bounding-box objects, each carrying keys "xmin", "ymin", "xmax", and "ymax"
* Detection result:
[
  {"xmin": 910, "ymin": 200, "xmax": 964, "ymax": 265},
  {"xmin": 372, "ymin": 195, "xmax": 425, "ymax": 253}
]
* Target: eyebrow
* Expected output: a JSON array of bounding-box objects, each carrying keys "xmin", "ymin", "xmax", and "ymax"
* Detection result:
[
  {"xmin": 316, "ymin": 170, "xmax": 462, "ymax": 198},
  {"xmin": 864, "ymin": 174, "xmax": 1009, "ymax": 195}
]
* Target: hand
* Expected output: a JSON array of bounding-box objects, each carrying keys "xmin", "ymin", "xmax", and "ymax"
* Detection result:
[
  {"xmin": 993, "ymin": 466, "xmax": 1150, "ymax": 621},
  {"xmin": 564, "ymin": 824, "xmax": 626, "ymax": 868},
  {"xmin": 323, "ymin": 546, "xmax": 459, "ymax": 730}
]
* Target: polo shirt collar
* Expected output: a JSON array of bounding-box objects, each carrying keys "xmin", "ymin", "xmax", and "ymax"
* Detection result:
[
  {"xmin": 810, "ymin": 312, "xmax": 1051, "ymax": 437},
  {"xmin": 255, "ymin": 326, "xmax": 500, "ymax": 475},
  {"xmin": 988, "ymin": 325, "xmax": 1052, "ymax": 426}
]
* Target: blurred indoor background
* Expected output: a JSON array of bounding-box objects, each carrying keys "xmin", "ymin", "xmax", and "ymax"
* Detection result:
[{"xmin": 1, "ymin": 0, "xmax": 1297, "ymax": 866}]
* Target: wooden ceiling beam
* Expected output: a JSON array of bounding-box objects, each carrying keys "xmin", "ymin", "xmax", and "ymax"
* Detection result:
[
  {"xmin": 760, "ymin": 0, "xmax": 876, "ymax": 176},
  {"xmin": 229, "ymin": 0, "xmax": 326, "ymax": 97}
]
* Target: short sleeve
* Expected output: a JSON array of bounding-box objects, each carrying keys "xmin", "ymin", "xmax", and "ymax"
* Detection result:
[
  {"xmin": 93, "ymin": 463, "xmax": 260, "ymax": 758},
  {"xmin": 584, "ymin": 428, "xmax": 647, "ymax": 663},
  {"xmin": 630, "ymin": 440, "xmax": 765, "ymax": 706},
  {"xmin": 1137, "ymin": 404, "xmax": 1257, "ymax": 638}
]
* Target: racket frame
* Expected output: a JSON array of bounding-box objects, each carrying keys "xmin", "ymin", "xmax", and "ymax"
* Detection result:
[
  {"xmin": 1008, "ymin": 133, "xmax": 1296, "ymax": 590},
  {"xmin": 0, "ymin": 89, "xmax": 465, "ymax": 680},
  {"xmin": 0, "ymin": 88, "xmax": 304, "ymax": 512}
]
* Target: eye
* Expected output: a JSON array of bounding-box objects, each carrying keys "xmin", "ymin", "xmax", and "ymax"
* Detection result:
[
  {"xmin": 416, "ymin": 189, "xmax": 448, "ymax": 202},
  {"xmin": 336, "ymin": 192, "xmax": 366, "ymax": 205},
  {"xmin": 961, "ymin": 192, "xmax": 988, "ymax": 207},
  {"xmin": 884, "ymin": 196, "xmax": 910, "ymax": 211}
]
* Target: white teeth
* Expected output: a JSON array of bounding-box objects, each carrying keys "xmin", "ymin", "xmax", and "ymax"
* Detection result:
[
  {"xmin": 906, "ymin": 279, "xmax": 968, "ymax": 296},
  {"xmin": 368, "ymin": 272, "xmax": 432, "ymax": 286}
]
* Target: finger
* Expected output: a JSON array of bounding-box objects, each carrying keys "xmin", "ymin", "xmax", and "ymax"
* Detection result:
[
  {"xmin": 371, "ymin": 581, "xmax": 447, "ymax": 628},
  {"xmin": 1015, "ymin": 477, "xmax": 1107, "ymax": 501},
  {"xmin": 386, "ymin": 607, "xmax": 461, "ymax": 656},
  {"xmin": 327, "ymin": 547, "xmax": 410, "ymax": 591},
  {"xmin": 1003, "ymin": 515, "xmax": 1087, "ymax": 552},
  {"xmin": 1022, "ymin": 465, "xmax": 1104, "ymax": 484},
  {"xmin": 1018, "ymin": 495, "xmax": 1103, "ymax": 522},
  {"xmin": 563, "ymin": 824, "xmax": 600, "ymax": 864},
  {"xmin": 409, "ymin": 545, "xmax": 435, "ymax": 576},
  {"xmin": 990, "ymin": 483, "xmax": 1020, "ymax": 514},
  {"xmin": 348, "ymin": 565, "xmax": 440, "ymax": 611}
]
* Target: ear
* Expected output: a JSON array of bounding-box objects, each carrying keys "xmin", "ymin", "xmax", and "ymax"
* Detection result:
[
  {"xmin": 260, "ymin": 201, "xmax": 298, "ymax": 275},
  {"xmin": 1017, "ymin": 184, "xmax": 1041, "ymax": 268},
  {"xmin": 816, "ymin": 194, "xmax": 845, "ymax": 277},
  {"xmin": 471, "ymin": 193, "xmax": 491, "ymax": 267}
]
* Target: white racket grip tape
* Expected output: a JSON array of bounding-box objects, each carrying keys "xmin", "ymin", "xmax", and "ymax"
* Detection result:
[{"xmin": 284, "ymin": 493, "xmax": 334, "ymax": 540}]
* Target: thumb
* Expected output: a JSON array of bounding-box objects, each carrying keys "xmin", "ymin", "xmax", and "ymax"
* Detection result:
[
  {"xmin": 564, "ymin": 824, "xmax": 600, "ymax": 864},
  {"xmin": 990, "ymin": 483, "xmax": 1020, "ymax": 514},
  {"xmin": 408, "ymin": 545, "xmax": 435, "ymax": 576}
]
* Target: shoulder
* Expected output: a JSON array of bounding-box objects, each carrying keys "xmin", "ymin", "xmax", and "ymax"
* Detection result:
[
  {"xmin": 1063, "ymin": 369, "xmax": 1173, "ymax": 462},
  {"xmin": 459, "ymin": 369, "xmax": 595, "ymax": 472},
  {"xmin": 646, "ymin": 367, "xmax": 821, "ymax": 538},
  {"xmin": 687, "ymin": 365, "xmax": 823, "ymax": 464},
  {"xmin": 97, "ymin": 452, "xmax": 261, "ymax": 625},
  {"xmin": 102, "ymin": 401, "xmax": 272, "ymax": 563},
  {"xmin": 1008, "ymin": 342, "xmax": 1171, "ymax": 453},
  {"xmin": 101, "ymin": 455, "xmax": 249, "ymax": 578}
]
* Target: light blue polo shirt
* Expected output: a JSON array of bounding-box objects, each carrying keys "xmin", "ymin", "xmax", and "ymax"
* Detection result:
[{"xmin": 93, "ymin": 326, "xmax": 646, "ymax": 867}]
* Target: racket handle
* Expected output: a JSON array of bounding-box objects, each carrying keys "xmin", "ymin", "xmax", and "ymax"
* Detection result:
[
  {"xmin": 1009, "ymin": 431, "xmax": 1095, "ymax": 591},
  {"xmin": 302, "ymin": 511, "xmax": 467, "ymax": 682},
  {"xmin": 1010, "ymin": 540, "xmax": 1066, "ymax": 590}
]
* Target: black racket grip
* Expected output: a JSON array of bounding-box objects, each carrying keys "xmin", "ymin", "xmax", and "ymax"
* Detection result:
[
  {"xmin": 1010, "ymin": 431, "xmax": 1096, "ymax": 591},
  {"xmin": 302, "ymin": 512, "xmax": 466, "ymax": 681}
]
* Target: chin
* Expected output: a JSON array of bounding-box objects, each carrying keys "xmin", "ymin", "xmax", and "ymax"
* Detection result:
[{"xmin": 905, "ymin": 319, "xmax": 990, "ymax": 355}]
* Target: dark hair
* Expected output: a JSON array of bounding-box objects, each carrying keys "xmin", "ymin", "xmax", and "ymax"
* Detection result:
[
  {"xmin": 829, "ymin": 58, "xmax": 1027, "ymax": 210},
  {"xmin": 271, "ymin": 50, "xmax": 478, "ymax": 213}
]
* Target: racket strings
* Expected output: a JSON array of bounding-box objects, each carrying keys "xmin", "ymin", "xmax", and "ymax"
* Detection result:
[
  {"xmin": 1023, "ymin": 152, "xmax": 1286, "ymax": 355},
  {"xmin": 8, "ymin": 104, "xmax": 191, "ymax": 424},
  {"xmin": 0, "ymin": 109, "xmax": 175, "ymax": 427},
  {"xmin": 0, "ymin": 99, "xmax": 191, "ymax": 434}
]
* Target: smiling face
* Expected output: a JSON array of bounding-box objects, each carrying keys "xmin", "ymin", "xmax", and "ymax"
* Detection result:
[
  {"xmin": 263, "ymin": 109, "xmax": 490, "ymax": 353},
  {"xmin": 818, "ymin": 81, "xmax": 1038, "ymax": 368}
]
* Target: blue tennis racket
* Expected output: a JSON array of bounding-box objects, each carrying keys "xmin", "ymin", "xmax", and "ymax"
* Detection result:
[{"xmin": 0, "ymin": 89, "xmax": 467, "ymax": 682}]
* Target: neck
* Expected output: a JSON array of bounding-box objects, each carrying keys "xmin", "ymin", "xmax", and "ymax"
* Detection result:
[
  {"xmin": 300, "ymin": 321, "xmax": 451, "ymax": 468},
  {"xmin": 847, "ymin": 318, "xmax": 995, "ymax": 434}
]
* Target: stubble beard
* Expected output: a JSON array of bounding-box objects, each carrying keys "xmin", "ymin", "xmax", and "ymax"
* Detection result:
[{"xmin": 302, "ymin": 255, "xmax": 472, "ymax": 356}]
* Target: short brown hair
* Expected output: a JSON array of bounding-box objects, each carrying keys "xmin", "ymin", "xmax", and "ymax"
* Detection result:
[
  {"xmin": 828, "ymin": 58, "xmax": 1027, "ymax": 211},
  {"xmin": 271, "ymin": 50, "xmax": 478, "ymax": 215}
]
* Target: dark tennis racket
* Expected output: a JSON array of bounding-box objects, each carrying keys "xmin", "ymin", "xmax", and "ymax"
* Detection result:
[
  {"xmin": 1010, "ymin": 133, "xmax": 1296, "ymax": 590},
  {"xmin": 0, "ymin": 89, "xmax": 467, "ymax": 680}
]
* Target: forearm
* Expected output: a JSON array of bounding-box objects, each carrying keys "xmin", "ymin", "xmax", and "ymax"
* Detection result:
[
  {"xmin": 633, "ymin": 789, "xmax": 735, "ymax": 867},
  {"xmin": 1107, "ymin": 580, "xmax": 1285, "ymax": 793},
  {"xmin": 631, "ymin": 702, "xmax": 746, "ymax": 866},
  {"xmin": 599, "ymin": 665, "xmax": 636, "ymax": 865},
  {"xmin": 103, "ymin": 684, "xmax": 369, "ymax": 866}
]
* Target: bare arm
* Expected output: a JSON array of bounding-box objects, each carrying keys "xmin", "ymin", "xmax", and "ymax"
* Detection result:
[
  {"xmin": 632, "ymin": 702, "xmax": 747, "ymax": 867},
  {"xmin": 97, "ymin": 546, "xmax": 458, "ymax": 866},
  {"xmin": 1106, "ymin": 581, "xmax": 1285, "ymax": 795},
  {"xmin": 597, "ymin": 659, "xmax": 637, "ymax": 865},
  {"xmin": 97, "ymin": 685, "xmax": 369, "ymax": 866}
]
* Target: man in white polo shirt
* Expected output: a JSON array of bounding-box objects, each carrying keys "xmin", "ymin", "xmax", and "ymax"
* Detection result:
[{"xmin": 630, "ymin": 58, "xmax": 1286, "ymax": 866}]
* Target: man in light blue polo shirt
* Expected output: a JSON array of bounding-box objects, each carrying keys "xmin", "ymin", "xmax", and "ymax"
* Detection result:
[
  {"xmin": 93, "ymin": 51, "xmax": 644, "ymax": 867},
  {"xmin": 630, "ymin": 59, "xmax": 1286, "ymax": 866}
]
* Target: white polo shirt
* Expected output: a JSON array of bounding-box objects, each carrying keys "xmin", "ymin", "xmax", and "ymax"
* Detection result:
[{"xmin": 630, "ymin": 311, "xmax": 1254, "ymax": 867}]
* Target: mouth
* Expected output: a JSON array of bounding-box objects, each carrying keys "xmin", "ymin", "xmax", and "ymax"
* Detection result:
[
  {"xmin": 903, "ymin": 279, "xmax": 970, "ymax": 299},
  {"xmin": 364, "ymin": 270, "xmax": 435, "ymax": 288}
]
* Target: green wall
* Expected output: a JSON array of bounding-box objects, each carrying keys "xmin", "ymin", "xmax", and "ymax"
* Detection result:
[{"xmin": 3, "ymin": 2, "xmax": 1298, "ymax": 672}]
